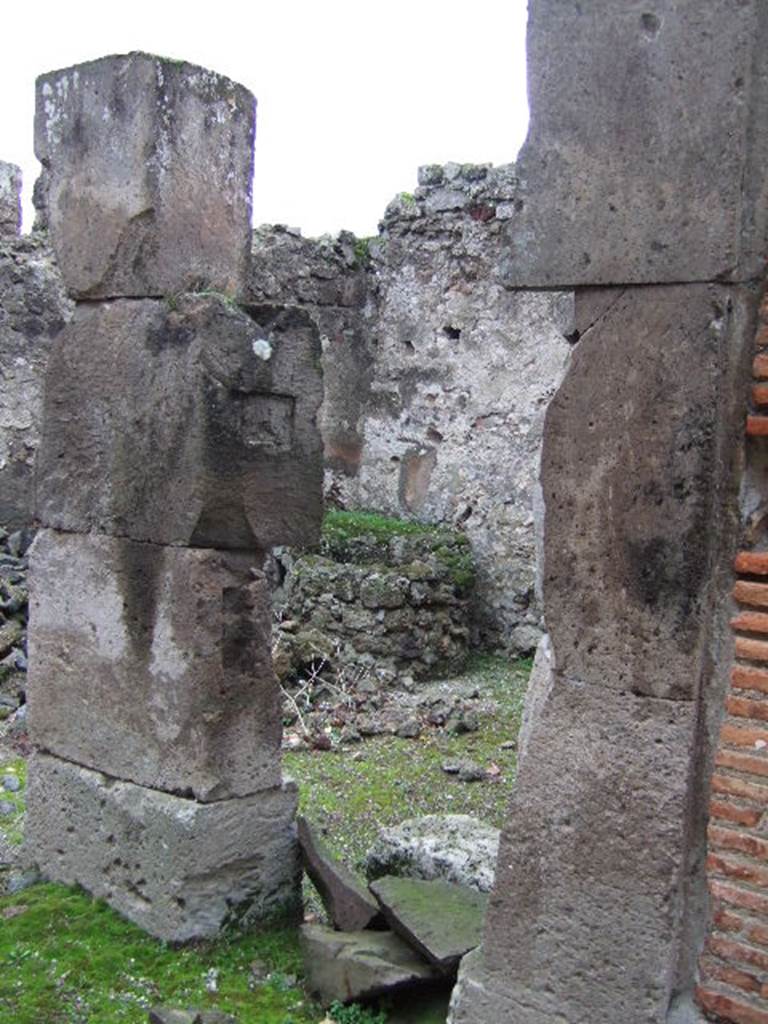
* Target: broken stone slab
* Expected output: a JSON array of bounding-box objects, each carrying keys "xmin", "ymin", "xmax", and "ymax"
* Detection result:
[
  {"xmin": 0, "ymin": 162, "xmax": 21, "ymax": 236},
  {"xmin": 35, "ymin": 53, "xmax": 255, "ymax": 299},
  {"xmin": 297, "ymin": 816, "xmax": 382, "ymax": 931},
  {"xmin": 27, "ymin": 528, "xmax": 281, "ymax": 802},
  {"xmin": 300, "ymin": 923, "xmax": 440, "ymax": 1006},
  {"xmin": 369, "ymin": 876, "xmax": 488, "ymax": 975},
  {"xmin": 35, "ymin": 297, "xmax": 323, "ymax": 552},
  {"xmin": 25, "ymin": 753, "xmax": 300, "ymax": 943},
  {"xmin": 364, "ymin": 815, "xmax": 500, "ymax": 893}
]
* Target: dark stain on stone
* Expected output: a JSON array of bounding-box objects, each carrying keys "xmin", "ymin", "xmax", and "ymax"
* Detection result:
[
  {"xmin": 115, "ymin": 537, "xmax": 161, "ymax": 667},
  {"xmin": 221, "ymin": 584, "xmax": 259, "ymax": 673},
  {"xmin": 145, "ymin": 316, "xmax": 195, "ymax": 356}
]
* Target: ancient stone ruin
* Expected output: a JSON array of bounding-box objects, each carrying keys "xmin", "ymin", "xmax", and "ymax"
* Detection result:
[
  {"xmin": 2, "ymin": 1, "xmax": 768, "ymax": 1022},
  {"xmin": 23, "ymin": 52, "xmax": 323, "ymax": 941}
]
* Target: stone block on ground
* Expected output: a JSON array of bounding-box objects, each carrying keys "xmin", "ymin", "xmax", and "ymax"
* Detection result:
[
  {"xmin": 27, "ymin": 529, "xmax": 282, "ymax": 801},
  {"xmin": 363, "ymin": 815, "xmax": 499, "ymax": 893},
  {"xmin": 35, "ymin": 53, "xmax": 255, "ymax": 298},
  {"xmin": 300, "ymin": 923, "xmax": 440, "ymax": 1006},
  {"xmin": 0, "ymin": 162, "xmax": 21, "ymax": 237},
  {"xmin": 369, "ymin": 876, "xmax": 488, "ymax": 974},
  {"xmin": 297, "ymin": 816, "xmax": 382, "ymax": 931},
  {"xmin": 35, "ymin": 296, "xmax": 323, "ymax": 551},
  {"xmin": 25, "ymin": 753, "xmax": 300, "ymax": 943}
]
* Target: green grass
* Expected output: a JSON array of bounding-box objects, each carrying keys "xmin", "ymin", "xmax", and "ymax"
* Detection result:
[
  {"xmin": 322, "ymin": 510, "xmax": 453, "ymax": 544},
  {"xmin": 284, "ymin": 655, "xmax": 530, "ymax": 870},
  {"xmin": 0, "ymin": 885, "xmax": 320, "ymax": 1024},
  {"xmin": 0, "ymin": 654, "xmax": 531, "ymax": 1024}
]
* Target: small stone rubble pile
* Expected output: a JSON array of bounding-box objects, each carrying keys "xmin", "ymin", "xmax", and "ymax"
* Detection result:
[
  {"xmin": 297, "ymin": 814, "xmax": 494, "ymax": 1008},
  {"xmin": 0, "ymin": 526, "xmax": 31, "ymax": 724}
]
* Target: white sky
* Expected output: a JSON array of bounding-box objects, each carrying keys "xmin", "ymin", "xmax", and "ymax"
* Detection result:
[{"xmin": 1, "ymin": 0, "xmax": 530, "ymax": 237}]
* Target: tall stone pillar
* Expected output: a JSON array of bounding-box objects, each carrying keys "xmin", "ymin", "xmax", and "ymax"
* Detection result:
[
  {"xmin": 449, "ymin": 3, "xmax": 768, "ymax": 1022},
  {"xmin": 24, "ymin": 53, "xmax": 324, "ymax": 942}
]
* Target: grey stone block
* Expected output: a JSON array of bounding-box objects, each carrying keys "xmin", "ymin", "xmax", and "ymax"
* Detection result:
[
  {"xmin": 0, "ymin": 162, "xmax": 21, "ymax": 237},
  {"xmin": 27, "ymin": 529, "xmax": 282, "ymax": 801},
  {"xmin": 35, "ymin": 296, "xmax": 323, "ymax": 551},
  {"xmin": 25, "ymin": 753, "xmax": 300, "ymax": 942},
  {"xmin": 35, "ymin": 53, "xmax": 255, "ymax": 299},
  {"xmin": 449, "ymin": 671, "xmax": 698, "ymax": 1024},
  {"xmin": 540, "ymin": 284, "xmax": 750, "ymax": 701},
  {"xmin": 498, "ymin": 1, "xmax": 768, "ymax": 285}
]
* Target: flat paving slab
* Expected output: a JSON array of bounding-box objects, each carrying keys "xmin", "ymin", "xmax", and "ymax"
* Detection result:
[{"xmin": 370, "ymin": 876, "xmax": 488, "ymax": 974}]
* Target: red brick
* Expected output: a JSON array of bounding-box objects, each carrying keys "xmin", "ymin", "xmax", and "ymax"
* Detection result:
[
  {"xmin": 708, "ymin": 825, "xmax": 768, "ymax": 861},
  {"xmin": 758, "ymin": 295, "xmax": 768, "ymax": 326},
  {"xmin": 735, "ymin": 638, "xmax": 768, "ymax": 664},
  {"xmin": 708, "ymin": 852, "xmax": 768, "ymax": 887},
  {"xmin": 756, "ymin": 323, "xmax": 768, "ymax": 346},
  {"xmin": 737, "ymin": 552, "xmax": 768, "ymax": 576},
  {"xmin": 700, "ymin": 956, "xmax": 761, "ymax": 995},
  {"xmin": 747, "ymin": 923, "xmax": 768, "ymax": 949},
  {"xmin": 715, "ymin": 906, "xmax": 748, "ymax": 934},
  {"xmin": 754, "ymin": 353, "xmax": 768, "ymax": 380},
  {"xmin": 721, "ymin": 721, "xmax": 768, "ymax": 748},
  {"xmin": 717, "ymin": 749, "xmax": 768, "ymax": 779},
  {"xmin": 697, "ymin": 986, "xmax": 768, "ymax": 1024},
  {"xmin": 735, "ymin": 581, "xmax": 768, "ymax": 608},
  {"xmin": 709, "ymin": 935, "xmax": 768, "ymax": 973},
  {"xmin": 733, "ymin": 611, "xmax": 768, "ymax": 635},
  {"xmin": 710, "ymin": 801, "xmax": 763, "ymax": 828},
  {"xmin": 728, "ymin": 694, "xmax": 768, "ymax": 722},
  {"xmin": 747, "ymin": 416, "xmax": 768, "ymax": 438},
  {"xmin": 711, "ymin": 772, "xmax": 768, "ymax": 803},
  {"xmin": 753, "ymin": 384, "xmax": 768, "ymax": 407},
  {"xmin": 710, "ymin": 879, "xmax": 768, "ymax": 916}
]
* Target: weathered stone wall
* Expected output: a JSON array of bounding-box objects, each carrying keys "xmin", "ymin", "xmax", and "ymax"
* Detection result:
[
  {"xmin": 349, "ymin": 171, "xmax": 571, "ymax": 650},
  {"xmin": 248, "ymin": 178, "xmax": 572, "ymax": 653},
  {"xmin": 0, "ymin": 162, "xmax": 21, "ymax": 237},
  {"xmin": 0, "ymin": 234, "xmax": 72, "ymax": 527}
]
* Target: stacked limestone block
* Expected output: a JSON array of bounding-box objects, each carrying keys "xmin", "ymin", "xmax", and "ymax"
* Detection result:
[{"xmin": 24, "ymin": 53, "xmax": 324, "ymax": 942}]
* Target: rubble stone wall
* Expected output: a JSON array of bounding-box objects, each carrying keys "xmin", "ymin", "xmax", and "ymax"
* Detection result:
[
  {"xmin": 273, "ymin": 521, "xmax": 475, "ymax": 683},
  {"xmin": 248, "ymin": 176, "xmax": 573, "ymax": 653}
]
